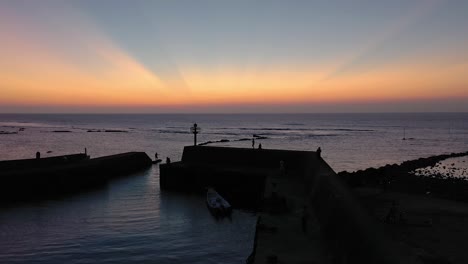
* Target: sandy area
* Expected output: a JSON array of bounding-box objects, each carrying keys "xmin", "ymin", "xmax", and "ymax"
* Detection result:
[{"xmin": 356, "ymin": 187, "xmax": 468, "ymax": 264}]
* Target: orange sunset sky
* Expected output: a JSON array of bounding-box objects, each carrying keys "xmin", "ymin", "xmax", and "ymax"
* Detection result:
[{"xmin": 1, "ymin": 0, "xmax": 467, "ymax": 113}]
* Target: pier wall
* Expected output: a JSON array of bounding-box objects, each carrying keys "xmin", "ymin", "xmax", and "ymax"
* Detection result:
[
  {"xmin": 308, "ymin": 158, "xmax": 403, "ymax": 264},
  {"xmin": 160, "ymin": 161, "xmax": 267, "ymax": 208},
  {"xmin": 181, "ymin": 146, "xmax": 317, "ymax": 175},
  {"xmin": 0, "ymin": 153, "xmax": 89, "ymax": 172},
  {"xmin": 160, "ymin": 146, "xmax": 319, "ymax": 208},
  {"xmin": 0, "ymin": 152, "xmax": 152, "ymax": 202}
]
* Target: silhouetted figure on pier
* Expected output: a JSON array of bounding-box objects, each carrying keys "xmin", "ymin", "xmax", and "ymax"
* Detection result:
[
  {"xmin": 317, "ymin": 147, "xmax": 321, "ymax": 157},
  {"xmin": 258, "ymin": 143, "xmax": 262, "ymax": 149},
  {"xmin": 252, "ymin": 137, "xmax": 255, "ymax": 149},
  {"xmin": 385, "ymin": 200, "xmax": 398, "ymax": 224},
  {"xmin": 155, "ymin": 152, "xmax": 159, "ymax": 160},
  {"xmin": 166, "ymin": 157, "xmax": 171, "ymax": 164},
  {"xmin": 266, "ymin": 255, "xmax": 278, "ymax": 264},
  {"xmin": 36, "ymin": 152, "xmax": 41, "ymax": 159},
  {"xmin": 302, "ymin": 205, "xmax": 309, "ymax": 233},
  {"xmin": 279, "ymin": 160, "xmax": 285, "ymax": 176}
]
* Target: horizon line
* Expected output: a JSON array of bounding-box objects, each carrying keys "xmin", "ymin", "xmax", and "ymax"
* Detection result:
[{"xmin": 1, "ymin": 111, "xmax": 468, "ymax": 115}]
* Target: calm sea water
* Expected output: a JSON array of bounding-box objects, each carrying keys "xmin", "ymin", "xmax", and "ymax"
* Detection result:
[{"xmin": 1, "ymin": 113, "xmax": 467, "ymax": 263}]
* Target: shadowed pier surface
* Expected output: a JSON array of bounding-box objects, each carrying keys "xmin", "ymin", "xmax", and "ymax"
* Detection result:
[{"xmin": 252, "ymin": 175, "xmax": 331, "ymax": 264}]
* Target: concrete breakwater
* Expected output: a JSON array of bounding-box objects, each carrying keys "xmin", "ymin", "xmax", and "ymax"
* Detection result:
[
  {"xmin": 161, "ymin": 146, "xmax": 407, "ymax": 263},
  {"xmin": 0, "ymin": 152, "xmax": 152, "ymax": 203},
  {"xmin": 0, "ymin": 153, "xmax": 89, "ymax": 171},
  {"xmin": 338, "ymin": 151, "xmax": 468, "ymax": 202}
]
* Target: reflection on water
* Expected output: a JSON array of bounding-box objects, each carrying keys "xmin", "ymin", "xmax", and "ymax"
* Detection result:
[{"xmin": 0, "ymin": 167, "xmax": 257, "ymax": 264}]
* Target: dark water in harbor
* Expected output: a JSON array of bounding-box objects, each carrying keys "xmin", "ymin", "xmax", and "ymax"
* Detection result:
[
  {"xmin": 0, "ymin": 168, "xmax": 254, "ymax": 264},
  {"xmin": 1, "ymin": 113, "xmax": 468, "ymax": 263}
]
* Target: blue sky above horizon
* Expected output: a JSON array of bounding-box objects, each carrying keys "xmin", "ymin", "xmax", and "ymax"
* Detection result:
[{"xmin": 1, "ymin": 0, "xmax": 467, "ymax": 113}]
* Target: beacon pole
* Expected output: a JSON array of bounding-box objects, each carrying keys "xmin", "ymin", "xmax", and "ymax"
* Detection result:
[{"xmin": 190, "ymin": 123, "xmax": 200, "ymax": 146}]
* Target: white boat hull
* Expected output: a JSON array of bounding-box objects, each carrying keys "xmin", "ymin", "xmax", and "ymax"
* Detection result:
[{"xmin": 206, "ymin": 188, "xmax": 232, "ymax": 217}]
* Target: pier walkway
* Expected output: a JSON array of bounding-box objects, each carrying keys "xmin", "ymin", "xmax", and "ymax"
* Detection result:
[{"xmin": 251, "ymin": 174, "xmax": 330, "ymax": 263}]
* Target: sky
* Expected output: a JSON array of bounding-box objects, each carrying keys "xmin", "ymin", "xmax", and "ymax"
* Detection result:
[{"xmin": 0, "ymin": 0, "xmax": 467, "ymax": 113}]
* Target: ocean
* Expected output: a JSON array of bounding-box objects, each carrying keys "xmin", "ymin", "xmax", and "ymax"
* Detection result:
[{"xmin": 1, "ymin": 113, "xmax": 467, "ymax": 263}]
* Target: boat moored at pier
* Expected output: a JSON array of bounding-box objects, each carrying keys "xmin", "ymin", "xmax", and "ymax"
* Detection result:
[{"xmin": 206, "ymin": 188, "xmax": 232, "ymax": 217}]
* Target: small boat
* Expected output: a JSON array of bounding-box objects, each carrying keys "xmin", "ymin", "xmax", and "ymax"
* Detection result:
[
  {"xmin": 152, "ymin": 159, "xmax": 162, "ymax": 164},
  {"xmin": 206, "ymin": 188, "xmax": 232, "ymax": 217}
]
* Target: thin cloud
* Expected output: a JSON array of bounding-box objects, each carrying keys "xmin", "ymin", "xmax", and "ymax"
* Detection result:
[{"xmin": 322, "ymin": 0, "xmax": 444, "ymax": 81}]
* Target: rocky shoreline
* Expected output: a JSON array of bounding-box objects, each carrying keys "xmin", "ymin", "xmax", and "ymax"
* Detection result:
[
  {"xmin": 198, "ymin": 134, "xmax": 269, "ymax": 146},
  {"xmin": 338, "ymin": 151, "xmax": 468, "ymax": 202}
]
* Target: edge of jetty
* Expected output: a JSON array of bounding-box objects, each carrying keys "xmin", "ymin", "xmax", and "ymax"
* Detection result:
[
  {"xmin": 338, "ymin": 151, "xmax": 468, "ymax": 202},
  {"xmin": 0, "ymin": 152, "xmax": 152, "ymax": 202}
]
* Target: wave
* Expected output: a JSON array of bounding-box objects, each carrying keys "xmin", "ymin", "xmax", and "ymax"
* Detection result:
[
  {"xmin": 153, "ymin": 129, "xmax": 190, "ymax": 134},
  {"xmin": 204, "ymin": 132, "xmax": 241, "ymax": 136},
  {"xmin": 215, "ymin": 127, "xmax": 373, "ymax": 132},
  {"xmin": 305, "ymin": 134, "xmax": 338, "ymax": 138},
  {"xmin": 282, "ymin": 123, "xmax": 305, "ymax": 126},
  {"xmin": 150, "ymin": 126, "xmax": 373, "ymax": 138},
  {"xmin": 324, "ymin": 128, "xmax": 373, "ymax": 132},
  {"xmin": 0, "ymin": 122, "xmax": 65, "ymax": 129}
]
